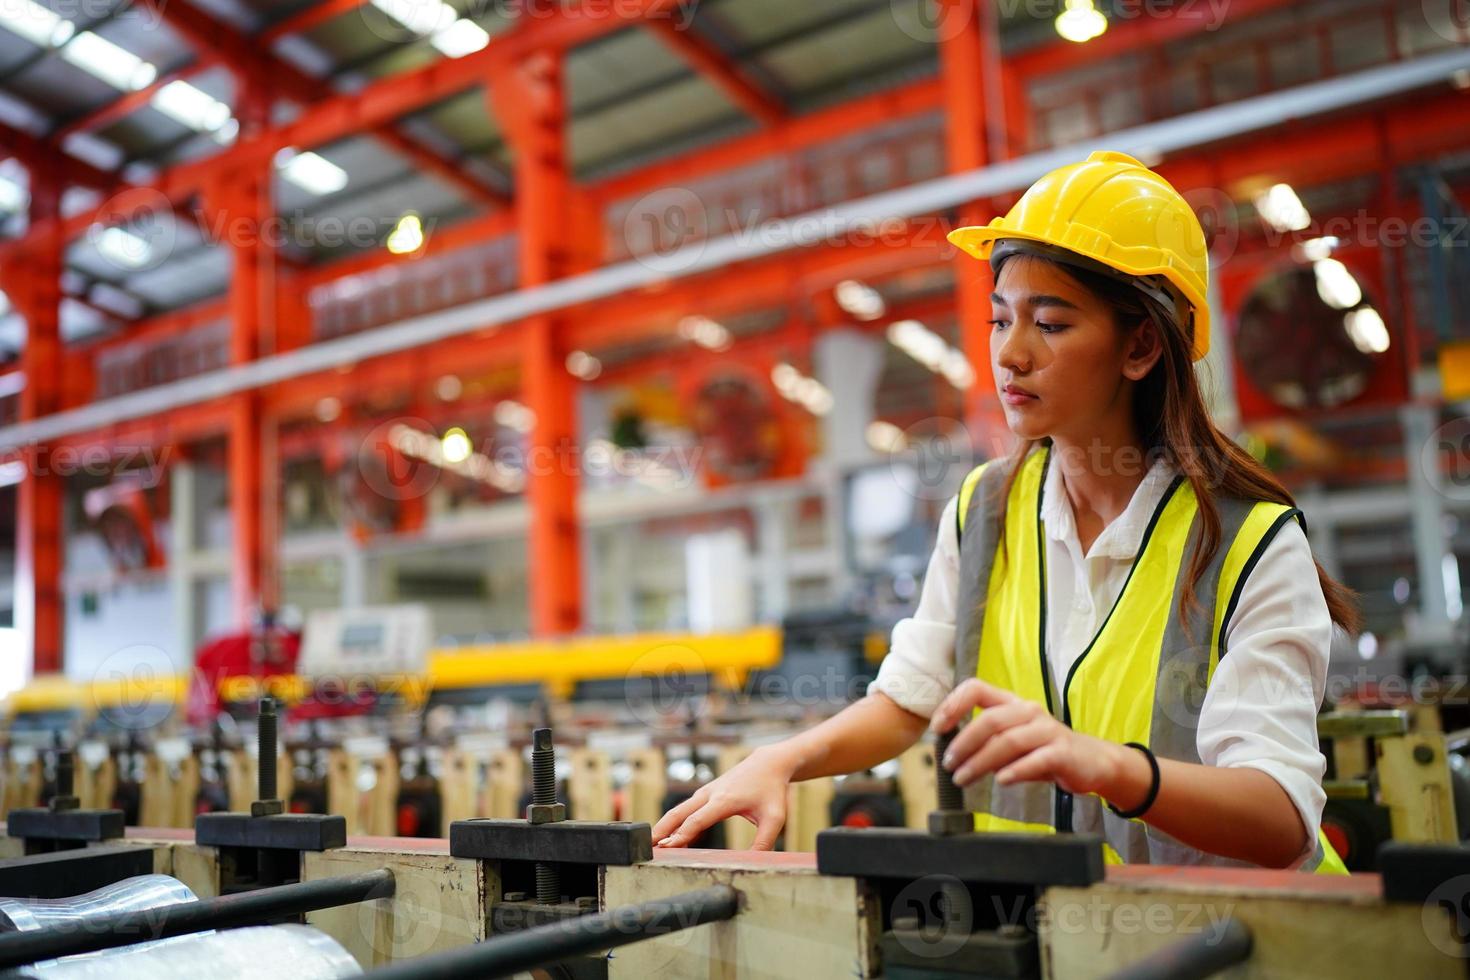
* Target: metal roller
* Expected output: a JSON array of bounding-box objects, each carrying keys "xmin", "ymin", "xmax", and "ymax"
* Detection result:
[
  {"xmin": 2, "ymin": 925, "xmax": 361, "ymax": 979},
  {"xmin": 0, "ymin": 876, "xmax": 198, "ymax": 933}
]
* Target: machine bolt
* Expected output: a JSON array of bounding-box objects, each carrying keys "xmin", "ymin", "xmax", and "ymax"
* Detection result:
[
  {"xmin": 252, "ymin": 697, "xmax": 284, "ymax": 816},
  {"xmin": 49, "ymin": 749, "xmax": 79, "ymax": 812},
  {"xmin": 530, "ymin": 727, "xmax": 562, "ymax": 905},
  {"xmin": 1414, "ymin": 744, "xmax": 1435, "ymax": 765},
  {"xmin": 934, "ymin": 729, "xmax": 963, "ymax": 812}
]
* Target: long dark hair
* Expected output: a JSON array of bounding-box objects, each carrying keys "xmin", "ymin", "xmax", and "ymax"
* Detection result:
[{"xmin": 988, "ymin": 254, "xmax": 1361, "ymax": 635}]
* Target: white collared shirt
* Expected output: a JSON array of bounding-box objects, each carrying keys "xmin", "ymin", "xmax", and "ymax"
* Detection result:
[{"xmin": 867, "ymin": 454, "xmax": 1330, "ymax": 866}]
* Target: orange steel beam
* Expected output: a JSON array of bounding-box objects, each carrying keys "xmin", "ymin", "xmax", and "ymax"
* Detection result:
[
  {"xmin": 489, "ymin": 48, "xmax": 586, "ymax": 637},
  {"xmin": 138, "ymin": 0, "xmax": 509, "ymax": 211},
  {"xmin": 260, "ymin": 0, "xmax": 369, "ymax": 45},
  {"xmin": 642, "ymin": 17, "xmax": 785, "ymax": 126},
  {"xmin": 9, "ymin": 180, "xmax": 66, "ymax": 674},
  {"xmin": 937, "ymin": 0, "xmax": 993, "ymax": 430},
  {"xmin": 0, "ymin": 119, "xmax": 117, "ymax": 191},
  {"xmin": 212, "ymin": 83, "xmax": 277, "ymax": 625}
]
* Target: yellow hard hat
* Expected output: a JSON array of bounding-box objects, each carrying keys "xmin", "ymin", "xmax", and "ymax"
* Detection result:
[{"xmin": 947, "ymin": 150, "xmax": 1212, "ymax": 361}]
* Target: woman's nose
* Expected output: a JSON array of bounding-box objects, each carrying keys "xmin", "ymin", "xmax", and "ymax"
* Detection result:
[{"xmin": 994, "ymin": 322, "xmax": 1032, "ymax": 375}]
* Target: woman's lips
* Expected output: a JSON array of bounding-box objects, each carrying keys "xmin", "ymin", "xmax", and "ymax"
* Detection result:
[{"xmin": 1002, "ymin": 385, "xmax": 1037, "ymax": 406}]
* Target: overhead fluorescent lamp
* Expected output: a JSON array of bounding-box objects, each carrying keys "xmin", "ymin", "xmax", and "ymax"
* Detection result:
[
  {"xmin": 152, "ymin": 80, "xmax": 232, "ymax": 133},
  {"xmin": 1253, "ymin": 182, "xmax": 1311, "ymax": 233},
  {"xmin": 62, "ymin": 31, "xmax": 157, "ymax": 91},
  {"xmin": 431, "ymin": 19, "xmax": 489, "ymax": 58},
  {"xmin": 0, "ymin": 176, "xmax": 26, "ymax": 213},
  {"xmin": 0, "ymin": 0, "xmax": 74, "ymax": 48},
  {"xmin": 370, "ymin": 0, "xmax": 456, "ymax": 37},
  {"xmin": 1314, "ymin": 258, "xmax": 1363, "ymax": 311},
  {"xmin": 277, "ymin": 149, "xmax": 349, "ymax": 196},
  {"xmin": 94, "ymin": 226, "xmax": 152, "ymax": 270}
]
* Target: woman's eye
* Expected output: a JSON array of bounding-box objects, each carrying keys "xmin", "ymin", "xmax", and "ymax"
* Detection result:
[
  {"xmin": 987, "ymin": 318, "xmax": 1010, "ymax": 330},
  {"xmin": 1037, "ymin": 322, "xmax": 1066, "ymax": 333}
]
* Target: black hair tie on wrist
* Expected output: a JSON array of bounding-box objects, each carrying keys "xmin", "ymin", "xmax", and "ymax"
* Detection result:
[{"xmin": 1107, "ymin": 742, "xmax": 1160, "ymax": 820}]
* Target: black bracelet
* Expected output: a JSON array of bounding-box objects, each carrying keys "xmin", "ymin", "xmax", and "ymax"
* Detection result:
[{"xmin": 1107, "ymin": 742, "xmax": 1160, "ymax": 819}]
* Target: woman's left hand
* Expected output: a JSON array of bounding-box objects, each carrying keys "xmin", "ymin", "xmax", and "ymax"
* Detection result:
[{"xmin": 930, "ymin": 678, "xmax": 1123, "ymax": 796}]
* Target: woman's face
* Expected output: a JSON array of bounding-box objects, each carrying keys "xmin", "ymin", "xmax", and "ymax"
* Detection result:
[{"xmin": 988, "ymin": 254, "xmax": 1160, "ymax": 444}]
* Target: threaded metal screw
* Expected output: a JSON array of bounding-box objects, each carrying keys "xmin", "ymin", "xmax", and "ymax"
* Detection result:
[
  {"xmin": 252, "ymin": 697, "xmax": 284, "ymax": 816},
  {"xmin": 935, "ymin": 729, "xmax": 962, "ymax": 812},
  {"xmin": 530, "ymin": 727, "xmax": 560, "ymax": 905}
]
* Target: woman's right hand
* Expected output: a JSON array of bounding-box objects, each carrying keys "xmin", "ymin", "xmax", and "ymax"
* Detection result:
[{"xmin": 651, "ymin": 745, "xmax": 798, "ymax": 851}]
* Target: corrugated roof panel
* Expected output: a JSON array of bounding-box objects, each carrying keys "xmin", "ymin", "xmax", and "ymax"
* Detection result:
[
  {"xmin": 566, "ymin": 26, "xmax": 688, "ymax": 112},
  {"xmin": 571, "ymin": 74, "xmax": 747, "ymax": 176},
  {"xmin": 699, "ymin": 0, "xmax": 884, "ymax": 48},
  {"xmin": 755, "ymin": 5, "xmax": 933, "ymax": 96}
]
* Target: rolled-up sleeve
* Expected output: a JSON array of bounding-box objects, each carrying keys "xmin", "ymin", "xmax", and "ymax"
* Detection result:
[
  {"xmin": 1197, "ymin": 517, "xmax": 1332, "ymax": 867},
  {"xmin": 866, "ymin": 496, "xmax": 962, "ymax": 719}
]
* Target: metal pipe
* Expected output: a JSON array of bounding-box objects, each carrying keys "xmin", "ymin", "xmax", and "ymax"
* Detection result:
[
  {"xmin": 363, "ymin": 884, "xmax": 740, "ymax": 980},
  {"xmin": 1104, "ymin": 917, "xmax": 1253, "ymax": 980},
  {"xmin": 0, "ymin": 870, "xmax": 395, "ymax": 970},
  {"xmin": 0, "ymin": 47, "xmax": 1467, "ymax": 453}
]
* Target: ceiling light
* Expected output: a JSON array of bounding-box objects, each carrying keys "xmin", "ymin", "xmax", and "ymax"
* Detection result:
[
  {"xmin": 1055, "ymin": 0, "xmax": 1106, "ymax": 43},
  {"xmin": 94, "ymin": 226, "xmax": 152, "ymax": 270},
  {"xmin": 678, "ymin": 315, "xmax": 732, "ymax": 351},
  {"xmin": 314, "ymin": 397, "xmax": 341, "ymax": 423},
  {"xmin": 435, "ymin": 375, "xmax": 462, "ymax": 401},
  {"xmin": 1294, "ymin": 236, "xmax": 1339, "ymax": 263},
  {"xmin": 0, "ymin": 175, "xmax": 26, "ymax": 213},
  {"xmin": 1344, "ymin": 306, "xmax": 1389, "ymax": 354},
  {"xmin": 1253, "ymin": 183, "xmax": 1311, "ymax": 233},
  {"xmin": 386, "ymin": 213, "xmax": 425, "ymax": 254},
  {"xmin": 0, "ymin": 0, "xmax": 75, "ymax": 49},
  {"xmin": 152, "ymin": 80, "xmax": 232, "ymax": 134},
  {"xmin": 494, "ymin": 400, "xmax": 535, "ymax": 433},
  {"xmin": 866, "ymin": 421, "xmax": 907, "ymax": 454},
  {"xmin": 566, "ymin": 350, "xmax": 602, "ymax": 380},
  {"xmin": 62, "ymin": 32, "xmax": 156, "ymax": 91},
  {"xmin": 440, "ymin": 427, "xmax": 472, "ymax": 465},
  {"xmin": 1314, "ymin": 259, "xmax": 1362, "ymax": 311},
  {"xmin": 277, "ymin": 149, "xmax": 349, "ymax": 196},
  {"xmin": 370, "ymin": 0, "xmax": 456, "ymax": 36},
  {"xmin": 771, "ymin": 362, "xmax": 832, "ymax": 416},
  {"xmin": 431, "ymin": 19, "xmax": 490, "ymax": 58},
  {"xmin": 835, "ymin": 279, "xmax": 885, "ymax": 321}
]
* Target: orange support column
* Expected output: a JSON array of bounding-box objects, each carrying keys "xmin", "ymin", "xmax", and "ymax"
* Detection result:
[
  {"xmin": 210, "ymin": 87, "xmax": 278, "ymax": 625},
  {"xmin": 939, "ymin": 0, "xmax": 1002, "ymax": 446},
  {"xmin": 489, "ymin": 51, "xmax": 589, "ymax": 637},
  {"xmin": 10, "ymin": 179, "xmax": 65, "ymax": 674}
]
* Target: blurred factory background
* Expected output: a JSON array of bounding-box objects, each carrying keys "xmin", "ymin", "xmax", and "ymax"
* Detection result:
[{"xmin": 0, "ymin": 0, "xmax": 1466, "ymax": 859}]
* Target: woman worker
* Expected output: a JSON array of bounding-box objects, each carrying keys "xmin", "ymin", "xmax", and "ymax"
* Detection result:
[{"xmin": 652, "ymin": 150, "xmax": 1358, "ymax": 871}]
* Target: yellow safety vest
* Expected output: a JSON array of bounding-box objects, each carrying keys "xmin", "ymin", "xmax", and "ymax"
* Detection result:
[{"xmin": 953, "ymin": 445, "xmax": 1348, "ymax": 874}]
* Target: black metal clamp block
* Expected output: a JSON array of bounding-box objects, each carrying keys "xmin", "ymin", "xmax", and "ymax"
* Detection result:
[
  {"xmin": 6, "ymin": 808, "xmax": 126, "ymax": 846},
  {"xmin": 1378, "ymin": 842, "xmax": 1470, "ymax": 904},
  {"xmin": 816, "ymin": 828, "xmax": 1106, "ymax": 888},
  {"xmin": 882, "ymin": 920, "xmax": 1037, "ymax": 979},
  {"xmin": 194, "ymin": 812, "xmax": 347, "ymax": 852},
  {"xmin": 449, "ymin": 819, "xmax": 653, "ymax": 867},
  {"xmin": 0, "ymin": 844, "xmax": 156, "ymax": 899}
]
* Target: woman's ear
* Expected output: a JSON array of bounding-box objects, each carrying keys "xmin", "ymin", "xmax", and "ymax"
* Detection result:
[{"xmin": 1121, "ymin": 318, "xmax": 1165, "ymax": 381}]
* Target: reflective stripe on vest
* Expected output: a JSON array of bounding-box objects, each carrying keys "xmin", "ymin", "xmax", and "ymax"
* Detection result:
[{"xmin": 953, "ymin": 446, "xmax": 1348, "ymax": 874}]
